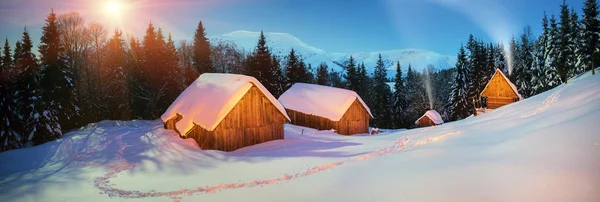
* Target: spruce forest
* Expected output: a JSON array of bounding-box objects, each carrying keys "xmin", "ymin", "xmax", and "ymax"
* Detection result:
[{"xmin": 1, "ymin": 0, "xmax": 598, "ymax": 152}]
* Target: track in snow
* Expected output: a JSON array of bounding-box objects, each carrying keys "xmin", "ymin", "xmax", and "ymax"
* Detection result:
[{"xmin": 59, "ymin": 124, "xmax": 465, "ymax": 201}]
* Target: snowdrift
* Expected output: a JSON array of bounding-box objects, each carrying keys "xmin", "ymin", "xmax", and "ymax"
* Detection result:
[{"xmin": 1, "ymin": 71, "xmax": 599, "ymax": 202}]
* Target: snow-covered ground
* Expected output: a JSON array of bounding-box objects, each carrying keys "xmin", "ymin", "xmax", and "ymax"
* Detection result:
[
  {"xmin": 210, "ymin": 30, "xmax": 456, "ymax": 76},
  {"xmin": 1, "ymin": 71, "xmax": 600, "ymax": 202}
]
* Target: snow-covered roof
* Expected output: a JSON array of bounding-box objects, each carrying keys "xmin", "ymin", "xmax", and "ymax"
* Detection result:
[
  {"xmin": 160, "ymin": 73, "xmax": 290, "ymax": 134},
  {"xmin": 278, "ymin": 83, "xmax": 373, "ymax": 121},
  {"xmin": 415, "ymin": 110, "xmax": 444, "ymax": 125},
  {"xmin": 481, "ymin": 69, "xmax": 523, "ymax": 100}
]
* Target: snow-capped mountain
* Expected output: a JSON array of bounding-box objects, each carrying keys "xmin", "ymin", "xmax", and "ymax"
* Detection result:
[{"xmin": 210, "ymin": 30, "xmax": 457, "ymax": 76}]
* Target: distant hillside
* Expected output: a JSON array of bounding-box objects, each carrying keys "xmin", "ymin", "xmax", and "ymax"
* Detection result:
[{"xmin": 210, "ymin": 30, "xmax": 456, "ymax": 77}]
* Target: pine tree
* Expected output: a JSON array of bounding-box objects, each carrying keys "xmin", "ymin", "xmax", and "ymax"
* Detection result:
[
  {"xmin": 357, "ymin": 62, "xmax": 372, "ymax": 106},
  {"xmin": 556, "ymin": 1, "xmax": 573, "ymax": 83},
  {"xmin": 315, "ymin": 62, "xmax": 330, "ymax": 86},
  {"xmin": 343, "ymin": 56, "xmax": 359, "ymax": 92},
  {"xmin": 191, "ymin": 21, "xmax": 213, "ymax": 84},
  {"xmin": 0, "ymin": 39, "xmax": 20, "ymax": 151},
  {"xmin": 448, "ymin": 45, "xmax": 470, "ymax": 121},
  {"xmin": 582, "ymin": 0, "xmax": 599, "ymax": 75},
  {"xmin": 270, "ymin": 55, "xmax": 286, "ymax": 97},
  {"xmin": 15, "ymin": 28, "xmax": 62, "ymax": 146},
  {"xmin": 392, "ymin": 61, "xmax": 408, "ymax": 128},
  {"xmin": 371, "ymin": 54, "xmax": 393, "ymax": 128},
  {"xmin": 515, "ymin": 26, "xmax": 535, "ymax": 97},
  {"xmin": 532, "ymin": 12, "xmax": 551, "ymax": 94},
  {"xmin": 547, "ymin": 15, "xmax": 562, "ymax": 86},
  {"xmin": 284, "ymin": 48, "xmax": 309, "ymax": 87},
  {"xmin": 244, "ymin": 31, "xmax": 284, "ymax": 96},
  {"xmin": 39, "ymin": 10, "xmax": 79, "ymax": 131},
  {"xmin": 405, "ymin": 64, "xmax": 427, "ymax": 126},
  {"xmin": 1, "ymin": 39, "xmax": 11, "ymax": 70},
  {"xmin": 570, "ymin": 8, "xmax": 584, "ymax": 75},
  {"xmin": 103, "ymin": 29, "xmax": 131, "ymax": 120}
]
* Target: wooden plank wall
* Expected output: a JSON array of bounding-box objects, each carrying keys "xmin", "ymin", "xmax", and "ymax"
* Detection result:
[
  {"xmin": 286, "ymin": 99, "xmax": 370, "ymax": 135},
  {"xmin": 481, "ymin": 71, "xmax": 519, "ymax": 109},
  {"xmin": 416, "ymin": 116, "xmax": 435, "ymax": 127},
  {"xmin": 166, "ymin": 86, "xmax": 287, "ymax": 151}
]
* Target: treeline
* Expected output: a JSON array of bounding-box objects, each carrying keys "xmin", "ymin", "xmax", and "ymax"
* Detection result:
[
  {"xmin": 447, "ymin": 0, "xmax": 599, "ymax": 121},
  {"xmin": 1, "ymin": 0, "xmax": 597, "ymax": 152}
]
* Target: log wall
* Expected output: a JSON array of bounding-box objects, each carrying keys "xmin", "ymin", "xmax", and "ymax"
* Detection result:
[
  {"xmin": 165, "ymin": 86, "xmax": 287, "ymax": 151},
  {"xmin": 286, "ymin": 99, "xmax": 370, "ymax": 135},
  {"xmin": 416, "ymin": 116, "xmax": 435, "ymax": 127},
  {"xmin": 481, "ymin": 71, "xmax": 520, "ymax": 109}
]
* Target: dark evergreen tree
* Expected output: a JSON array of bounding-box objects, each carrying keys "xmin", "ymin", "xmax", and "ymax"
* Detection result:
[
  {"xmin": 343, "ymin": 56, "xmax": 359, "ymax": 92},
  {"xmin": 548, "ymin": 15, "xmax": 562, "ymax": 86},
  {"xmin": 570, "ymin": 8, "xmax": 583, "ymax": 75},
  {"xmin": 191, "ymin": 21, "xmax": 213, "ymax": 84},
  {"xmin": 371, "ymin": 54, "xmax": 393, "ymax": 128},
  {"xmin": 315, "ymin": 62, "xmax": 330, "ymax": 86},
  {"xmin": 329, "ymin": 68, "xmax": 345, "ymax": 88},
  {"xmin": 15, "ymin": 28, "xmax": 61, "ymax": 146},
  {"xmin": 515, "ymin": 26, "xmax": 535, "ymax": 97},
  {"xmin": 448, "ymin": 45, "xmax": 470, "ymax": 121},
  {"xmin": 582, "ymin": 0, "xmax": 599, "ymax": 75},
  {"xmin": 284, "ymin": 48, "xmax": 309, "ymax": 87},
  {"xmin": 404, "ymin": 64, "xmax": 427, "ymax": 127},
  {"xmin": 244, "ymin": 31, "xmax": 284, "ymax": 96},
  {"xmin": 103, "ymin": 29, "xmax": 131, "ymax": 120},
  {"xmin": 532, "ymin": 12, "xmax": 552, "ymax": 94},
  {"xmin": 357, "ymin": 62, "xmax": 372, "ymax": 106},
  {"xmin": 0, "ymin": 39, "xmax": 20, "ymax": 151},
  {"xmin": 39, "ymin": 10, "xmax": 79, "ymax": 130},
  {"xmin": 1, "ymin": 39, "xmax": 11, "ymax": 70},
  {"xmin": 392, "ymin": 61, "xmax": 408, "ymax": 128},
  {"xmin": 556, "ymin": 1, "xmax": 573, "ymax": 83}
]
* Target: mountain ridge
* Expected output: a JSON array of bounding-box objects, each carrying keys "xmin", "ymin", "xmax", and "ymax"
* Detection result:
[{"xmin": 210, "ymin": 30, "xmax": 457, "ymax": 75}]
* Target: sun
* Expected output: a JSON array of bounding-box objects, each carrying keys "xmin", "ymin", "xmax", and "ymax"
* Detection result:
[{"xmin": 105, "ymin": 0, "xmax": 122, "ymax": 15}]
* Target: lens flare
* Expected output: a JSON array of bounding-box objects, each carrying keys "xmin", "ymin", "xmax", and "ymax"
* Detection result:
[{"xmin": 105, "ymin": 0, "xmax": 122, "ymax": 15}]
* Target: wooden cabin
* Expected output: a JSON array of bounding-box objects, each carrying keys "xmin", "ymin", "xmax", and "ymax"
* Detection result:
[
  {"xmin": 480, "ymin": 69, "xmax": 523, "ymax": 109},
  {"xmin": 415, "ymin": 110, "xmax": 444, "ymax": 127},
  {"xmin": 161, "ymin": 73, "xmax": 290, "ymax": 151},
  {"xmin": 278, "ymin": 83, "xmax": 373, "ymax": 135}
]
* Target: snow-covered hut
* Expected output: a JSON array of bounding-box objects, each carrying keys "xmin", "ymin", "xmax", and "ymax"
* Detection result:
[
  {"xmin": 278, "ymin": 83, "xmax": 373, "ymax": 135},
  {"xmin": 415, "ymin": 110, "xmax": 444, "ymax": 127},
  {"xmin": 161, "ymin": 73, "xmax": 290, "ymax": 151},
  {"xmin": 480, "ymin": 69, "xmax": 523, "ymax": 109}
]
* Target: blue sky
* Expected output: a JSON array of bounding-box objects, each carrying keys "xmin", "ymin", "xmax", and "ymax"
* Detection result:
[{"xmin": 0, "ymin": 0, "xmax": 586, "ymax": 56}]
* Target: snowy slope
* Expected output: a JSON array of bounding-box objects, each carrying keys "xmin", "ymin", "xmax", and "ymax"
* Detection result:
[
  {"xmin": 1, "ymin": 71, "xmax": 599, "ymax": 202},
  {"xmin": 210, "ymin": 31, "xmax": 457, "ymax": 77}
]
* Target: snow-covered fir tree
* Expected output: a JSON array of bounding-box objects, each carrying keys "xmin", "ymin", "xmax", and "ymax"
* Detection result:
[
  {"xmin": 0, "ymin": 39, "xmax": 21, "ymax": 151},
  {"xmin": 39, "ymin": 10, "xmax": 79, "ymax": 130},
  {"xmin": 581, "ymin": 0, "xmax": 599, "ymax": 75},
  {"xmin": 392, "ymin": 61, "xmax": 408, "ymax": 128},
  {"xmin": 15, "ymin": 28, "xmax": 62, "ymax": 146},
  {"xmin": 448, "ymin": 45, "xmax": 470, "ymax": 121},
  {"xmin": 547, "ymin": 15, "xmax": 562, "ymax": 87},
  {"xmin": 556, "ymin": 1, "xmax": 574, "ymax": 83},
  {"xmin": 532, "ymin": 13, "xmax": 552, "ymax": 94}
]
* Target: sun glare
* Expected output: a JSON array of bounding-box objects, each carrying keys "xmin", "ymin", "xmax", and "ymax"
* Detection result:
[{"xmin": 105, "ymin": 0, "xmax": 122, "ymax": 15}]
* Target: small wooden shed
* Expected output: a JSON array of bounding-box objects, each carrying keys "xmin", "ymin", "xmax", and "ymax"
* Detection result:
[
  {"xmin": 480, "ymin": 69, "xmax": 523, "ymax": 109},
  {"xmin": 415, "ymin": 110, "xmax": 444, "ymax": 127},
  {"xmin": 278, "ymin": 83, "xmax": 373, "ymax": 135},
  {"xmin": 161, "ymin": 73, "xmax": 290, "ymax": 151}
]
